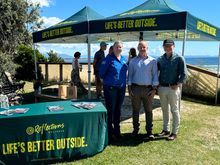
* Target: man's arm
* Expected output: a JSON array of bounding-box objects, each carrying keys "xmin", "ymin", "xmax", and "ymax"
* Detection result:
[
  {"xmin": 152, "ymin": 59, "xmax": 159, "ymax": 87},
  {"xmin": 93, "ymin": 52, "xmax": 98, "ymax": 72},
  {"xmin": 178, "ymin": 56, "xmax": 187, "ymax": 84},
  {"xmin": 170, "ymin": 56, "xmax": 187, "ymax": 90}
]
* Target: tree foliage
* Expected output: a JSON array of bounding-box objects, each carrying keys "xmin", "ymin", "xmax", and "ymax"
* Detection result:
[
  {"xmin": 47, "ymin": 50, "xmax": 65, "ymax": 63},
  {"xmin": 0, "ymin": 0, "xmax": 42, "ymax": 81},
  {"xmin": 14, "ymin": 45, "xmax": 47, "ymax": 81}
]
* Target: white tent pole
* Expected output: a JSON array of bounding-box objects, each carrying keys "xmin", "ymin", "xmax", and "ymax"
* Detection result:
[
  {"xmin": 87, "ymin": 35, "xmax": 91, "ymax": 99},
  {"xmin": 215, "ymin": 43, "xmax": 220, "ymax": 104},
  {"xmin": 86, "ymin": 7, "xmax": 91, "ymax": 99},
  {"xmin": 33, "ymin": 44, "xmax": 38, "ymax": 80},
  {"xmin": 179, "ymin": 29, "xmax": 187, "ymax": 111},
  {"xmin": 182, "ymin": 29, "xmax": 187, "ymax": 56}
]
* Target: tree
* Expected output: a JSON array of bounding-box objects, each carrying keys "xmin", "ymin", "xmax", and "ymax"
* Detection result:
[
  {"xmin": 0, "ymin": 0, "xmax": 42, "ymax": 80},
  {"xmin": 47, "ymin": 50, "xmax": 65, "ymax": 63},
  {"xmin": 14, "ymin": 45, "xmax": 47, "ymax": 81}
]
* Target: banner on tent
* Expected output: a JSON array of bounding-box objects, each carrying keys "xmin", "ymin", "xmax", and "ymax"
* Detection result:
[
  {"xmin": 105, "ymin": 18, "xmax": 158, "ymax": 30},
  {"xmin": 197, "ymin": 21, "xmax": 217, "ymax": 37},
  {"xmin": 42, "ymin": 26, "xmax": 73, "ymax": 39},
  {"xmin": 155, "ymin": 32, "xmax": 200, "ymax": 39},
  {"xmin": 91, "ymin": 12, "xmax": 187, "ymax": 34},
  {"xmin": 33, "ymin": 22, "xmax": 88, "ymax": 43}
]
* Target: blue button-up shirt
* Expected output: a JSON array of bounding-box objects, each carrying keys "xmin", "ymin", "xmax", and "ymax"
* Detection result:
[
  {"xmin": 99, "ymin": 54, "xmax": 128, "ymax": 88},
  {"xmin": 94, "ymin": 50, "xmax": 105, "ymax": 74},
  {"xmin": 157, "ymin": 53, "xmax": 187, "ymax": 85},
  {"xmin": 128, "ymin": 55, "xmax": 159, "ymax": 86}
]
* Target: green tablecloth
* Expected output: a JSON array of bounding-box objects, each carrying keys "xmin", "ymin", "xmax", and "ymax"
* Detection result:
[{"xmin": 0, "ymin": 100, "xmax": 108, "ymax": 165}]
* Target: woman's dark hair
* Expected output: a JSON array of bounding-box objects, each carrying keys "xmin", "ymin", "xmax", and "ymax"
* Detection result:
[
  {"xmin": 74, "ymin": 52, "xmax": 81, "ymax": 58},
  {"xmin": 129, "ymin": 48, "xmax": 137, "ymax": 58}
]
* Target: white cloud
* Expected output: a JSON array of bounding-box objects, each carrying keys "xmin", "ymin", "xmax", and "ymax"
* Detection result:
[
  {"xmin": 40, "ymin": 16, "xmax": 62, "ymax": 29},
  {"xmin": 28, "ymin": 0, "xmax": 53, "ymax": 7}
]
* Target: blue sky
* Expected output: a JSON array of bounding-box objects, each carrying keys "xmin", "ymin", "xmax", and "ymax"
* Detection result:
[{"xmin": 31, "ymin": 0, "xmax": 220, "ymax": 58}]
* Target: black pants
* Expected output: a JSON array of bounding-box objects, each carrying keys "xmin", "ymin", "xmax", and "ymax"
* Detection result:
[{"xmin": 103, "ymin": 85, "xmax": 125, "ymax": 138}]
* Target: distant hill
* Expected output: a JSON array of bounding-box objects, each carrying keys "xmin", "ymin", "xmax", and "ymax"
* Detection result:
[
  {"xmin": 59, "ymin": 53, "xmax": 73, "ymax": 59},
  {"xmin": 43, "ymin": 53, "xmax": 73, "ymax": 62}
]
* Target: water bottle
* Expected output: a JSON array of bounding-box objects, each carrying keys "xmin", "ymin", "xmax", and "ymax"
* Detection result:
[
  {"xmin": 38, "ymin": 86, "xmax": 42, "ymax": 94},
  {"xmin": 0, "ymin": 94, "xmax": 3, "ymax": 109},
  {"xmin": 0, "ymin": 95, "xmax": 9, "ymax": 109},
  {"xmin": 1, "ymin": 95, "xmax": 9, "ymax": 109},
  {"xmin": 4, "ymin": 95, "xmax": 9, "ymax": 109}
]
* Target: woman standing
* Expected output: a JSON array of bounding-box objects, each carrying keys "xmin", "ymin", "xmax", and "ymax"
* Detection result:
[
  {"xmin": 71, "ymin": 52, "xmax": 87, "ymax": 94},
  {"xmin": 99, "ymin": 41, "xmax": 128, "ymax": 142},
  {"xmin": 127, "ymin": 48, "xmax": 137, "ymax": 65}
]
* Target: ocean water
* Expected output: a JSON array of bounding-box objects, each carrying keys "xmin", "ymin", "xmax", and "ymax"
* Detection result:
[
  {"xmin": 185, "ymin": 56, "xmax": 219, "ymax": 73},
  {"xmin": 65, "ymin": 56, "xmax": 219, "ymax": 73}
]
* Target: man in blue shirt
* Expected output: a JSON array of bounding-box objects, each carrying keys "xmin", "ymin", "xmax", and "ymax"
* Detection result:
[
  {"xmin": 93, "ymin": 42, "xmax": 108, "ymax": 99},
  {"xmin": 99, "ymin": 41, "xmax": 127, "ymax": 142},
  {"xmin": 128, "ymin": 41, "xmax": 159, "ymax": 139},
  {"xmin": 157, "ymin": 39, "xmax": 187, "ymax": 140}
]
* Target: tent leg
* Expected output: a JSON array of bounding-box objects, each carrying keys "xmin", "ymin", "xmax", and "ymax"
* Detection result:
[
  {"xmin": 182, "ymin": 30, "xmax": 187, "ymax": 56},
  {"xmin": 215, "ymin": 43, "xmax": 220, "ymax": 104},
  {"xmin": 33, "ymin": 44, "xmax": 38, "ymax": 80},
  {"xmin": 179, "ymin": 29, "xmax": 187, "ymax": 111},
  {"xmin": 87, "ymin": 35, "xmax": 91, "ymax": 99}
]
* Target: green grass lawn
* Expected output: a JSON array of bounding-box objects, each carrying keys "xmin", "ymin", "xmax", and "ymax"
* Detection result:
[
  {"xmin": 21, "ymin": 82, "xmax": 220, "ymax": 165},
  {"xmin": 54, "ymin": 100, "xmax": 220, "ymax": 165}
]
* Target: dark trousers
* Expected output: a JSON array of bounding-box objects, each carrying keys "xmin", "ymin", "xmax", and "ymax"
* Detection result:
[
  {"xmin": 131, "ymin": 85, "xmax": 153, "ymax": 133},
  {"xmin": 103, "ymin": 85, "xmax": 125, "ymax": 138},
  {"xmin": 71, "ymin": 70, "xmax": 87, "ymax": 93},
  {"xmin": 95, "ymin": 74, "xmax": 102, "ymax": 97}
]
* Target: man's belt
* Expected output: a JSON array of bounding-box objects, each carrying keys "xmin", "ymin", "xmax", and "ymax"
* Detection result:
[{"xmin": 132, "ymin": 83, "xmax": 152, "ymax": 88}]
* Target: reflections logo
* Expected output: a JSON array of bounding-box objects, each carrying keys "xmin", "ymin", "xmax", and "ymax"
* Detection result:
[
  {"xmin": 26, "ymin": 123, "xmax": 65, "ymax": 135},
  {"xmin": 26, "ymin": 127, "xmax": 35, "ymax": 135}
]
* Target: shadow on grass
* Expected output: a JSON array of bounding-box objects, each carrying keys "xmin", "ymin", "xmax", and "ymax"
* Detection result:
[
  {"xmin": 109, "ymin": 133, "xmax": 167, "ymax": 146},
  {"xmin": 120, "ymin": 96, "xmax": 161, "ymax": 122},
  {"xmin": 182, "ymin": 95, "xmax": 217, "ymax": 105}
]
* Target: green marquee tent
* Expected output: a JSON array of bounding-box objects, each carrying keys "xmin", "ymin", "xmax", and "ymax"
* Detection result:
[
  {"xmin": 33, "ymin": 0, "xmax": 220, "ymax": 43},
  {"xmin": 32, "ymin": 0, "xmax": 220, "ymax": 102},
  {"xmin": 32, "ymin": 6, "xmax": 105, "ymax": 97},
  {"xmin": 33, "ymin": 6, "xmax": 104, "ymax": 43}
]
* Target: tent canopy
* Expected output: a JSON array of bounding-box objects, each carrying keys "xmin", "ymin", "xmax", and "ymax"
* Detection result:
[
  {"xmin": 109, "ymin": 0, "xmax": 183, "ymax": 18},
  {"xmin": 90, "ymin": 0, "xmax": 220, "ymax": 42},
  {"xmin": 33, "ymin": 0, "xmax": 220, "ymax": 43},
  {"xmin": 33, "ymin": 6, "xmax": 104, "ymax": 43}
]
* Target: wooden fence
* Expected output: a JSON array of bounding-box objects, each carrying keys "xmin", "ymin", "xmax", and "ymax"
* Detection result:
[{"xmin": 38, "ymin": 62, "xmax": 220, "ymax": 102}]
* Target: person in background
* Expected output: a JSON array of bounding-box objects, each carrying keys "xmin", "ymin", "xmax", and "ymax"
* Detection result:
[
  {"xmin": 71, "ymin": 52, "xmax": 87, "ymax": 94},
  {"xmin": 107, "ymin": 45, "xmax": 113, "ymax": 57},
  {"xmin": 93, "ymin": 42, "xmax": 108, "ymax": 99},
  {"xmin": 157, "ymin": 39, "xmax": 187, "ymax": 140},
  {"xmin": 128, "ymin": 41, "xmax": 159, "ymax": 140},
  {"xmin": 127, "ymin": 48, "xmax": 137, "ymax": 65},
  {"xmin": 99, "ymin": 41, "xmax": 128, "ymax": 142},
  {"xmin": 33, "ymin": 79, "xmax": 42, "ymax": 102}
]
